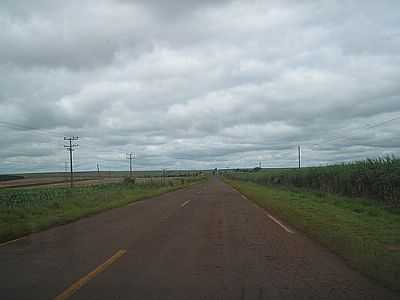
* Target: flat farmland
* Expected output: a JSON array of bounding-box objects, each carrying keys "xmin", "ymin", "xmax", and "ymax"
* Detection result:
[
  {"xmin": 0, "ymin": 175, "xmax": 204, "ymax": 243},
  {"xmin": 0, "ymin": 171, "xmax": 203, "ymax": 189},
  {"xmin": 0, "ymin": 176, "xmax": 123, "ymax": 189}
]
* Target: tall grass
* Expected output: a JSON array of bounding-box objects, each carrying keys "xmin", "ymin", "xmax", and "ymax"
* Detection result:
[{"xmin": 224, "ymin": 156, "xmax": 400, "ymax": 205}]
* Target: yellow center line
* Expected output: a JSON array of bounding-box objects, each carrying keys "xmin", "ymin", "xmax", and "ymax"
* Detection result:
[{"xmin": 54, "ymin": 249, "xmax": 127, "ymax": 300}]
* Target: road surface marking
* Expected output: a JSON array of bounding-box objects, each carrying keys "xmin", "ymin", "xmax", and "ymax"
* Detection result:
[
  {"xmin": 181, "ymin": 200, "xmax": 191, "ymax": 207},
  {"xmin": 267, "ymin": 214, "xmax": 294, "ymax": 234},
  {"xmin": 54, "ymin": 249, "xmax": 127, "ymax": 300},
  {"xmin": 0, "ymin": 236, "xmax": 26, "ymax": 247},
  {"xmin": 237, "ymin": 191, "xmax": 294, "ymax": 233}
]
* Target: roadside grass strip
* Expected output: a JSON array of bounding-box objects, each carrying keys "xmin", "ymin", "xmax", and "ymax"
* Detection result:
[{"xmin": 226, "ymin": 179, "xmax": 400, "ymax": 293}]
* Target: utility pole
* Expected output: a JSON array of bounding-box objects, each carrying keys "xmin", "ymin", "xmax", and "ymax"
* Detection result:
[
  {"xmin": 64, "ymin": 136, "xmax": 79, "ymax": 187},
  {"xmin": 126, "ymin": 152, "xmax": 135, "ymax": 177},
  {"xmin": 97, "ymin": 163, "xmax": 100, "ymax": 177},
  {"xmin": 162, "ymin": 168, "xmax": 166, "ymax": 185},
  {"xmin": 298, "ymin": 145, "xmax": 301, "ymax": 169}
]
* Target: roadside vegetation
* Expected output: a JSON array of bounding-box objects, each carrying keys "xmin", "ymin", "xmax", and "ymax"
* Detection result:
[
  {"xmin": 224, "ymin": 159, "xmax": 400, "ymax": 291},
  {"xmin": 0, "ymin": 176, "xmax": 203, "ymax": 243},
  {"xmin": 225, "ymin": 156, "xmax": 400, "ymax": 205}
]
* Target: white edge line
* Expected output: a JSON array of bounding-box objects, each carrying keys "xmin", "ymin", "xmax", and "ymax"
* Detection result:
[
  {"xmin": 236, "ymin": 189, "xmax": 294, "ymax": 234},
  {"xmin": 0, "ymin": 236, "xmax": 26, "ymax": 247},
  {"xmin": 181, "ymin": 200, "xmax": 191, "ymax": 207},
  {"xmin": 267, "ymin": 214, "xmax": 295, "ymax": 234},
  {"xmin": 240, "ymin": 193, "xmax": 258, "ymax": 208}
]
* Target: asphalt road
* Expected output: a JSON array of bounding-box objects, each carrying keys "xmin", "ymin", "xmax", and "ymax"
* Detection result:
[{"xmin": 0, "ymin": 177, "xmax": 397, "ymax": 299}]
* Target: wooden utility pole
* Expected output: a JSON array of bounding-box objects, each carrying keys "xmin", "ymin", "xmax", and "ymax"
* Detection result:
[
  {"xmin": 298, "ymin": 145, "xmax": 301, "ymax": 169},
  {"xmin": 162, "ymin": 169, "xmax": 166, "ymax": 185},
  {"xmin": 64, "ymin": 136, "xmax": 79, "ymax": 187},
  {"xmin": 126, "ymin": 153, "xmax": 135, "ymax": 177}
]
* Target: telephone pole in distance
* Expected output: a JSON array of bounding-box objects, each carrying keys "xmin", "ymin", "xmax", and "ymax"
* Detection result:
[
  {"xmin": 64, "ymin": 136, "xmax": 79, "ymax": 187},
  {"xmin": 298, "ymin": 145, "xmax": 301, "ymax": 169},
  {"xmin": 126, "ymin": 152, "xmax": 136, "ymax": 177}
]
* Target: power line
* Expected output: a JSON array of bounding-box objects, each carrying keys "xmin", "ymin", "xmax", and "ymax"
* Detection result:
[
  {"xmin": 292, "ymin": 114, "xmax": 400, "ymax": 168},
  {"xmin": 0, "ymin": 121, "xmax": 62, "ymax": 139},
  {"xmin": 1, "ymin": 113, "xmax": 400, "ymax": 173},
  {"xmin": 98, "ymin": 158, "xmax": 125, "ymax": 162},
  {"xmin": 309, "ymin": 114, "xmax": 400, "ymax": 148},
  {"xmin": 364, "ymin": 115, "xmax": 400, "ymax": 130},
  {"xmin": 0, "ymin": 120, "xmax": 47, "ymax": 131}
]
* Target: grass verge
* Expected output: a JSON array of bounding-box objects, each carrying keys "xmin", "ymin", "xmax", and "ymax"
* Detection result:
[
  {"xmin": 226, "ymin": 179, "xmax": 400, "ymax": 292},
  {"xmin": 0, "ymin": 179, "xmax": 203, "ymax": 244}
]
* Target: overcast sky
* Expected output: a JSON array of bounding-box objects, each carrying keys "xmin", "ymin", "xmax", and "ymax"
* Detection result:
[{"xmin": 1, "ymin": 0, "xmax": 400, "ymax": 173}]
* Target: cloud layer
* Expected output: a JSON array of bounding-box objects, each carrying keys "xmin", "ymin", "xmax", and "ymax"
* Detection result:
[{"xmin": 1, "ymin": 0, "xmax": 400, "ymax": 172}]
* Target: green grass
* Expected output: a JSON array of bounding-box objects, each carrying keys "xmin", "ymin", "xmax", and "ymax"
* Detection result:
[
  {"xmin": 0, "ymin": 177, "xmax": 204, "ymax": 243},
  {"xmin": 226, "ymin": 179, "xmax": 400, "ymax": 292},
  {"xmin": 224, "ymin": 156, "xmax": 400, "ymax": 205}
]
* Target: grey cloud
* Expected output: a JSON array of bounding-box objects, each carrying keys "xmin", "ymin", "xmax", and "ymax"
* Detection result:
[
  {"xmin": 0, "ymin": 0, "xmax": 153, "ymax": 69},
  {"xmin": 1, "ymin": 0, "xmax": 400, "ymax": 173},
  {"xmin": 122, "ymin": 0, "xmax": 233, "ymax": 18}
]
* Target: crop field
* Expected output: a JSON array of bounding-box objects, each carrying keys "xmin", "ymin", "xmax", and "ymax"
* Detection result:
[
  {"xmin": 224, "ymin": 156, "xmax": 400, "ymax": 205},
  {"xmin": 0, "ymin": 170, "xmax": 205, "ymax": 189},
  {"xmin": 0, "ymin": 175, "xmax": 204, "ymax": 243}
]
